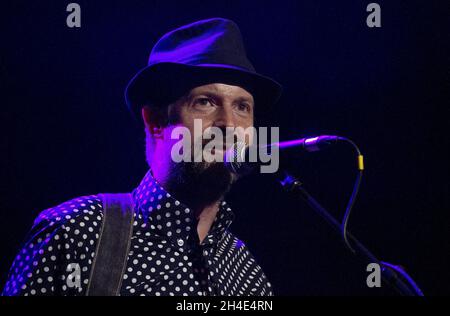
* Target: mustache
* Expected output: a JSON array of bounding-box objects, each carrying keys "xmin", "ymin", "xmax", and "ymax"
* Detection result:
[{"xmin": 199, "ymin": 137, "xmax": 237, "ymax": 150}]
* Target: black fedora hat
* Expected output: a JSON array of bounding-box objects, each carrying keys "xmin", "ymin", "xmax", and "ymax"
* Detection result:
[{"xmin": 125, "ymin": 17, "xmax": 282, "ymax": 121}]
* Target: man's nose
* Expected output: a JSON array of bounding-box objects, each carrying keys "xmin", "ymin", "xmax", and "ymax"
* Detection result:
[{"xmin": 213, "ymin": 105, "xmax": 235, "ymax": 128}]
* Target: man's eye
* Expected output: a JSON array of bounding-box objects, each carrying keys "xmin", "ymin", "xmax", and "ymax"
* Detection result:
[
  {"xmin": 237, "ymin": 103, "xmax": 251, "ymax": 112},
  {"xmin": 194, "ymin": 98, "xmax": 212, "ymax": 107}
]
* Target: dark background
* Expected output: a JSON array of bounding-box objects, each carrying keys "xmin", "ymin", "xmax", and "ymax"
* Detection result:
[{"xmin": 1, "ymin": 1, "xmax": 448, "ymax": 295}]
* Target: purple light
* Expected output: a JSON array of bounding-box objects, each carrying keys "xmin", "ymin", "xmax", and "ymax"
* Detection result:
[{"xmin": 235, "ymin": 239, "xmax": 244, "ymax": 249}]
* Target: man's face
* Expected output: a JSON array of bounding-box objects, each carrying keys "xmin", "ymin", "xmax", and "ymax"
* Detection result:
[
  {"xmin": 151, "ymin": 82, "xmax": 255, "ymax": 208},
  {"xmin": 176, "ymin": 82, "xmax": 255, "ymax": 154}
]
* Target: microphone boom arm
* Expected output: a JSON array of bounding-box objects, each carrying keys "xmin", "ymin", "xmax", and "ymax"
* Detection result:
[{"xmin": 276, "ymin": 170, "xmax": 424, "ymax": 296}]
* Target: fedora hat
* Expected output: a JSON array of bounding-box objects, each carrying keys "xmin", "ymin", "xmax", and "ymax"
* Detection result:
[{"xmin": 125, "ymin": 17, "xmax": 282, "ymax": 121}]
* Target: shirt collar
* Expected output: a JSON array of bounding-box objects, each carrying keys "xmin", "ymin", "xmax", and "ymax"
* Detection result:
[{"xmin": 131, "ymin": 169, "xmax": 235, "ymax": 247}]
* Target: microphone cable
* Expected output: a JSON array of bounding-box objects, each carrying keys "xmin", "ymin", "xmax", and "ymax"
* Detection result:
[{"xmin": 336, "ymin": 136, "xmax": 364, "ymax": 254}]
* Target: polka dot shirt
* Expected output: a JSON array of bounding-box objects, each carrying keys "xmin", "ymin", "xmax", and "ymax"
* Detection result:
[{"xmin": 2, "ymin": 170, "xmax": 273, "ymax": 296}]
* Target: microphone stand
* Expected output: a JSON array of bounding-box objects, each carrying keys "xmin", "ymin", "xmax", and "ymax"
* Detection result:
[{"xmin": 275, "ymin": 170, "xmax": 424, "ymax": 296}]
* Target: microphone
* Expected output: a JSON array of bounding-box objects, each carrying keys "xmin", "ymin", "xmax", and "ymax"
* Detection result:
[{"xmin": 224, "ymin": 135, "xmax": 342, "ymax": 175}]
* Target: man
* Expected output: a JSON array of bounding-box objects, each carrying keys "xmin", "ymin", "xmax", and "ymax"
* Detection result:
[{"xmin": 2, "ymin": 17, "xmax": 282, "ymax": 296}]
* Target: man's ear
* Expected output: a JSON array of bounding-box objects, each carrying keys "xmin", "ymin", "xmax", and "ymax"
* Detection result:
[{"xmin": 142, "ymin": 105, "xmax": 164, "ymax": 139}]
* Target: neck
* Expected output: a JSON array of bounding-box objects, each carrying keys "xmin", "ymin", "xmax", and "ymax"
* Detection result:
[
  {"xmin": 154, "ymin": 161, "xmax": 233, "ymax": 212},
  {"xmin": 195, "ymin": 200, "xmax": 221, "ymax": 244},
  {"xmin": 151, "ymin": 162, "xmax": 230, "ymax": 244},
  {"xmin": 155, "ymin": 169, "xmax": 222, "ymax": 244}
]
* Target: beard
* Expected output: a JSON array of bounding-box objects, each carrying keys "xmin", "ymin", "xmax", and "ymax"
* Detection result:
[{"xmin": 163, "ymin": 160, "xmax": 237, "ymax": 216}]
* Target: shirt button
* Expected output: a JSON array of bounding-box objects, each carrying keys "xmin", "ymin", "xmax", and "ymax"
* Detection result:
[{"xmin": 177, "ymin": 239, "xmax": 184, "ymax": 247}]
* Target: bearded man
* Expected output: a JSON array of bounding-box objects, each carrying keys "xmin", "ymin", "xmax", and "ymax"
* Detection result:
[{"xmin": 2, "ymin": 17, "xmax": 282, "ymax": 296}]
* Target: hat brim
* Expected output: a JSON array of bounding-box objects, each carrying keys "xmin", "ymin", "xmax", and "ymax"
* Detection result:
[{"xmin": 124, "ymin": 62, "xmax": 282, "ymax": 122}]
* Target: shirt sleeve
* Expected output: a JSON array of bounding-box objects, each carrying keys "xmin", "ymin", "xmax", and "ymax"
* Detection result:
[{"xmin": 2, "ymin": 195, "xmax": 103, "ymax": 296}]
